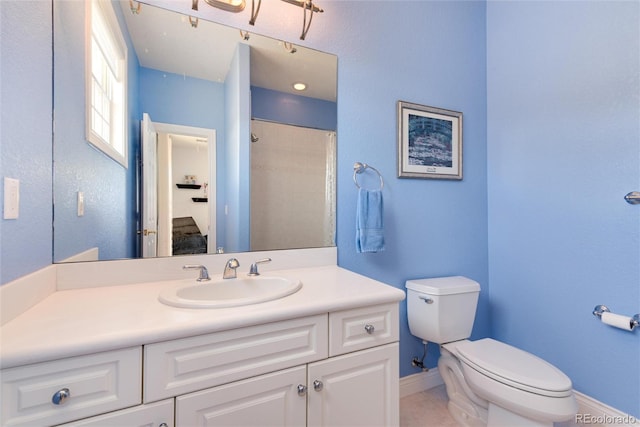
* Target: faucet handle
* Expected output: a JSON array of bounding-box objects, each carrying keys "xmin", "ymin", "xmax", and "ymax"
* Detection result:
[
  {"xmin": 248, "ymin": 258, "xmax": 272, "ymax": 276},
  {"xmin": 183, "ymin": 264, "xmax": 211, "ymax": 282}
]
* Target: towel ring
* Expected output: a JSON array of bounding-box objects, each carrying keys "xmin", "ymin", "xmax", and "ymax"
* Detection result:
[{"xmin": 353, "ymin": 162, "xmax": 384, "ymax": 190}]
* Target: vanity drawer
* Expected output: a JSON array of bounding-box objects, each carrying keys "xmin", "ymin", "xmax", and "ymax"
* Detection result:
[
  {"xmin": 144, "ymin": 314, "xmax": 328, "ymax": 402},
  {"xmin": 56, "ymin": 399, "xmax": 174, "ymax": 427},
  {"xmin": 329, "ymin": 303, "xmax": 399, "ymax": 356},
  {"xmin": 0, "ymin": 347, "xmax": 142, "ymax": 427}
]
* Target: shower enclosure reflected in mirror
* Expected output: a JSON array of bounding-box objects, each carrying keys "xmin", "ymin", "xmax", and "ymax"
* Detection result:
[{"xmin": 53, "ymin": 0, "xmax": 337, "ymax": 263}]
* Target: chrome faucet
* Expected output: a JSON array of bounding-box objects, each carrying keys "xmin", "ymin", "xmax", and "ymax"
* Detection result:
[
  {"xmin": 223, "ymin": 258, "xmax": 240, "ymax": 279},
  {"xmin": 248, "ymin": 258, "xmax": 272, "ymax": 276},
  {"xmin": 183, "ymin": 264, "xmax": 210, "ymax": 282}
]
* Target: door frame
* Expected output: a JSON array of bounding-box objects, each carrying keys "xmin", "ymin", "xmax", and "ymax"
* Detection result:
[
  {"xmin": 141, "ymin": 113, "xmax": 158, "ymax": 258},
  {"xmin": 151, "ymin": 120, "xmax": 217, "ymax": 255}
]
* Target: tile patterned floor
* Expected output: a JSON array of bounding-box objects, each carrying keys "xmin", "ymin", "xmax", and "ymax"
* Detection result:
[
  {"xmin": 400, "ymin": 385, "xmax": 460, "ymax": 427},
  {"xmin": 400, "ymin": 385, "xmax": 583, "ymax": 427}
]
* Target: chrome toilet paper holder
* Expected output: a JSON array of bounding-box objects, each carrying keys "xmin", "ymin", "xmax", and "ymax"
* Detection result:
[{"xmin": 593, "ymin": 305, "xmax": 640, "ymax": 331}]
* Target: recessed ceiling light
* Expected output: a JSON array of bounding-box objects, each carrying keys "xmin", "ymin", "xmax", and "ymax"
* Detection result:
[{"xmin": 293, "ymin": 82, "xmax": 307, "ymax": 91}]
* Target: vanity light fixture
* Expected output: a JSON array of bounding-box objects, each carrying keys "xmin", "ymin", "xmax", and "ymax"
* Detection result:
[
  {"xmin": 239, "ymin": 30, "xmax": 250, "ymax": 40},
  {"xmin": 249, "ymin": 0, "xmax": 262, "ymax": 25},
  {"xmin": 192, "ymin": 0, "xmax": 246, "ymax": 13},
  {"xmin": 195, "ymin": 0, "xmax": 323, "ymax": 40},
  {"xmin": 281, "ymin": 0, "xmax": 322, "ymax": 10},
  {"xmin": 281, "ymin": 0, "xmax": 324, "ymax": 40},
  {"xmin": 283, "ymin": 41, "xmax": 297, "ymax": 54},
  {"xmin": 129, "ymin": 0, "xmax": 141, "ymax": 14},
  {"xmin": 248, "ymin": 0, "xmax": 323, "ymax": 40},
  {"xmin": 293, "ymin": 82, "xmax": 307, "ymax": 91},
  {"xmin": 188, "ymin": 16, "xmax": 199, "ymax": 28}
]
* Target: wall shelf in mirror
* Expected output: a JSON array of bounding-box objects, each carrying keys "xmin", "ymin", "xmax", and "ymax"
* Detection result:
[{"xmin": 176, "ymin": 184, "xmax": 202, "ymax": 189}]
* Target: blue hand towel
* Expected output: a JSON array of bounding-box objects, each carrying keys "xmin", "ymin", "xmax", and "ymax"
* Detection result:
[{"xmin": 356, "ymin": 188, "xmax": 385, "ymax": 253}]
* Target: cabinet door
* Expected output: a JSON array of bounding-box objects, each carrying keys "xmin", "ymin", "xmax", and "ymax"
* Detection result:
[
  {"xmin": 176, "ymin": 366, "xmax": 306, "ymax": 427},
  {"xmin": 307, "ymin": 343, "xmax": 399, "ymax": 427},
  {"xmin": 55, "ymin": 399, "xmax": 174, "ymax": 427}
]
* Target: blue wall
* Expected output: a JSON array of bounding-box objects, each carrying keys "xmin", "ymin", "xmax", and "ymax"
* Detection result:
[
  {"xmin": 138, "ymin": 67, "xmax": 225, "ymax": 131},
  {"xmin": 52, "ymin": 0, "xmax": 139, "ymax": 262},
  {"xmin": 487, "ymin": 1, "xmax": 640, "ymax": 416},
  {"xmin": 0, "ymin": 0, "xmax": 53, "ymax": 283},
  {"xmin": 223, "ymin": 43, "xmax": 252, "ymax": 253},
  {"xmin": 331, "ymin": 1, "xmax": 490, "ymax": 378},
  {"xmin": 251, "ymin": 86, "xmax": 337, "ymax": 131}
]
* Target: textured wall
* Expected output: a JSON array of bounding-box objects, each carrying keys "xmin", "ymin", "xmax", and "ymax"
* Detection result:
[
  {"xmin": 0, "ymin": 1, "xmax": 53, "ymax": 283},
  {"xmin": 251, "ymin": 86, "xmax": 337, "ymax": 131},
  {"xmin": 330, "ymin": 1, "xmax": 490, "ymax": 377},
  {"xmin": 487, "ymin": 0, "xmax": 640, "ymax": 416},
  {"xmin": 52, "ymin": 0, "xmax": 139, "ymax": 262}
]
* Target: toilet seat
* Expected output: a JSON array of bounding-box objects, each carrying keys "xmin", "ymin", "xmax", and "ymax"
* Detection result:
[{"xmin": 453, "ymin": 338, "xmax": 573, "ymax": 398}]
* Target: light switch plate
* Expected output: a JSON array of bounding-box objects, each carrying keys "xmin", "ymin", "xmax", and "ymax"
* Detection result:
[
  {"xmin": 4, "ymin": 177, "xmax": 20, "ymax": 219},
  {"xmin": 77, "ymin": 191, "xmax": 85, "ymax": 216}
]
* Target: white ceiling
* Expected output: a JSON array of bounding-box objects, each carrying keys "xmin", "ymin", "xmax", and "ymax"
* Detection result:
[{"xmin": 118, "ymin": 1, "xmax": 337, "ymax": 102}]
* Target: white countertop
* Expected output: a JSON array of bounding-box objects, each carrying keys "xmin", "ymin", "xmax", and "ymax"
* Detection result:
[{"xmin": 0, "ymin": 265, "xmax": 405, "ymax": 369}]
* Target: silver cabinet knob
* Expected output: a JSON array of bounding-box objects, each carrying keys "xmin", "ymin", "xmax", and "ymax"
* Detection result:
[
  {"xmin": 625, "ymin": 191, "xmax": 640, "ymax": 205},
  {"xmin": 364, "ymin": 324, "xmax": 375, "ymax": 334},
  {"xmin": 52, "ymin": 388, "xmax": 70, "ymax": 405},
  {"xmin": 313, "ymin": 380, "xmax": 323, "ymax": 391},
  {"xmin": 159, "ymin": 423, "xmax": 168, "ymax": 427},
  {"xmin": 297, "ymin": 384, "xmax": 307, "ymax": 396}
]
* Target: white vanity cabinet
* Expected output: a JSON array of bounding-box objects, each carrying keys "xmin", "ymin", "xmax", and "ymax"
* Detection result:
[
  {"xmin": 176, "ymin": 365, "xmax": 308, "ymax": 426},
  {"xmin": 175, "ymin": 343, "xmax": 399, "ymax": 427},
  {"xmin": 55, "ymin": 400, "xmax": 174, "ymax": 427},
  {"xmin": 2, "ymin": 302, "xmax": 400, "ymax": 427},
  {"xmin": 308, "ymin": 303, "xmax": 399, "ymax": 426},
  {"xmin": 0, "ymin": 347, "xmax": 142, "ymax": 427},
  {"xmin": 307, "ymin": 343, "xmax": 399, "ymax": 426},
  {"xmin": 168, "ymin": 303, "xmax": 399, "ymax": 427}
]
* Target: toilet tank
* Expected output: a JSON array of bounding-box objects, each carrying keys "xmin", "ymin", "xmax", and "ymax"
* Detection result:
[{"xmin": 405, "ymin": 276, "xmax": 480, "ymax": 344}]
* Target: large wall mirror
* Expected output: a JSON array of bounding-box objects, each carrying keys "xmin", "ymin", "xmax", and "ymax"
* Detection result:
[{"xmin": 53, "ymin": 0, "xmax": 337, "ymax": 263}]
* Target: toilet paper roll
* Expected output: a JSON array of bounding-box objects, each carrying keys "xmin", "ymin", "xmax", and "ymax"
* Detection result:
[{"xmin": 601, "ymin": 312, "xmax": 634, "ymax": 331}]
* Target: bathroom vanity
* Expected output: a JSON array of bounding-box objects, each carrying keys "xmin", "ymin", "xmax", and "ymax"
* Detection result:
[{"xmin": 0, "ymin": 255, "xmax": 405, "ymax": 427}]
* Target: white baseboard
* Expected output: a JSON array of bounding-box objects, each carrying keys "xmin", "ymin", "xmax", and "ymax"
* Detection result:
[
  {"xmin": 573, "ymin": 391, "xmax": 638, "ymax": 427},
  {"xmin": 399, "ymin": 368, "xmax": 444, "ymax": 398},
  {"xmin": 399, "ymin": 370, "xmax": 638, "ymax": 426}
]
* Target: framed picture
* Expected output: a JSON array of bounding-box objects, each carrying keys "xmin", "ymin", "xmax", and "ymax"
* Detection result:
[{"xmin": 397, "ymin": 101, "xmax": 463, "ymax": 180}]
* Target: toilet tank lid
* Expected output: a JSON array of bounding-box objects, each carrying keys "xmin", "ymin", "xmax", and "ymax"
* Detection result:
[{"xmin": 405, "ymin": 276, "xmax": 480, "ymax": 295}]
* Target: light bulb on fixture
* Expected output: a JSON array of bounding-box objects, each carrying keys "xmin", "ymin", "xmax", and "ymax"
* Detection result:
[{"xmin": 293, "ymin": 82, "xmax": 307, "ymax": 91}]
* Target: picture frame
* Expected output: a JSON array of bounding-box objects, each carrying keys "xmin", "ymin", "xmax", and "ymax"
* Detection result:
[{"xmin": 397, "ymin": 101, "xmax": 463, "ymax": 180}]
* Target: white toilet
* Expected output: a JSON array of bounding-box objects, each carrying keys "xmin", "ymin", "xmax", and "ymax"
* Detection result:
[{"xmin": 406, "ymin": 276, "xmax": 578, "ymax": 427}]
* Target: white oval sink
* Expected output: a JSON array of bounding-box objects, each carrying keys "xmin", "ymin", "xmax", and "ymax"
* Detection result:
[{"xmin": 158, "ymin": 276, "xmax": 302, "ymax": 308}]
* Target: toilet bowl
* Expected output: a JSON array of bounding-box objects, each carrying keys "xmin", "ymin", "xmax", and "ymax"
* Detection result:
[{"xmin": 405, "ymin": 276, "xmax": 578, "ymax": 427}]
